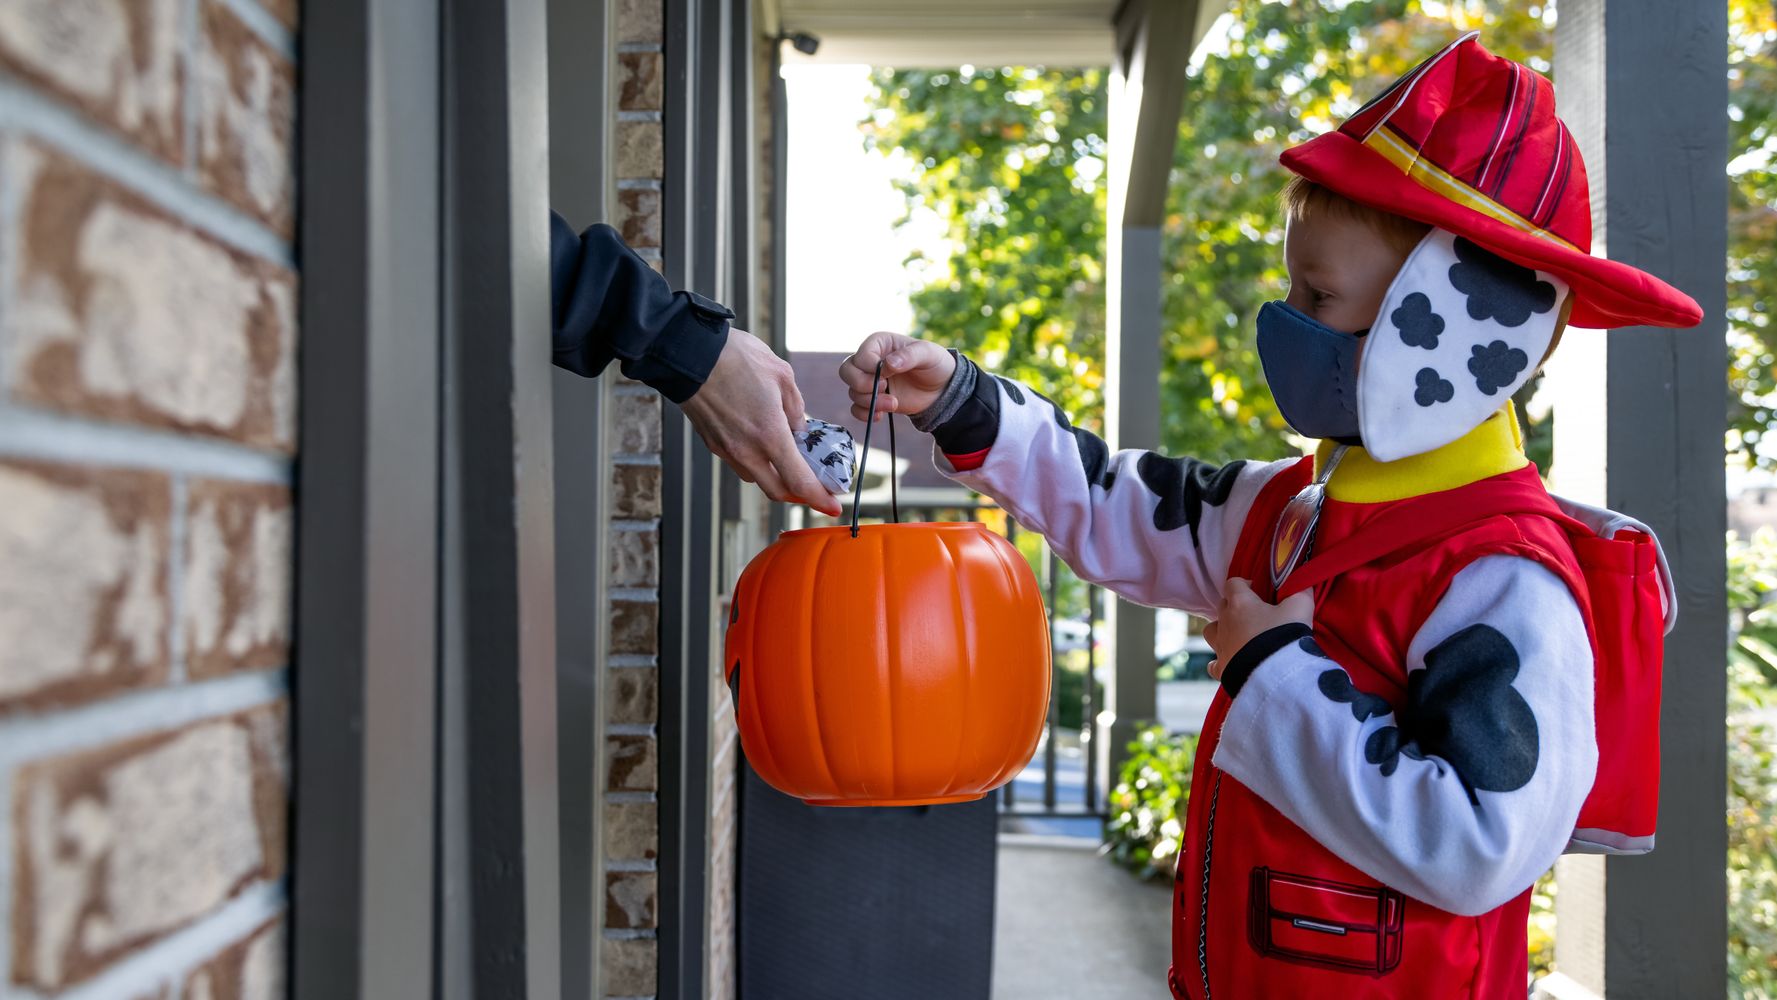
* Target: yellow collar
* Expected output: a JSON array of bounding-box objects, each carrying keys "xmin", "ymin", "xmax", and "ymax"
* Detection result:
[{"xmin": 1314, "ymin": 404, "xmax": 1529, "ymax": 503}]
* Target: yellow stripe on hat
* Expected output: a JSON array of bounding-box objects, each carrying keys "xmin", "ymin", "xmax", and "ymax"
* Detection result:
[{"xmin": 1363, "ymin": 127, "xmax": 1579, "ymax": 252}]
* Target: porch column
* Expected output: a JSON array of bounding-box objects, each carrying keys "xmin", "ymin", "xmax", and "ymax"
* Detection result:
[
  {"xmin": 1103, "ymin": 0, "xmax": 1203, "ymax": 788},
  {"xmin": 1539, "ymin": 1, "xmax": 1728, "ymax": 996}
]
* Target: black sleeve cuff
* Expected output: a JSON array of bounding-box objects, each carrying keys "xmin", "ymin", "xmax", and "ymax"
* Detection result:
[
  {"xmin": 929, "ymin": 356, "xmax": 1001, "ymax": 456},
  {"xmin": 549, "ymin": 217, "xmax": 734, "ymax": 403},
  {"xmin": 1220, "ymin": 623, "xmax": 1313, "ymax": 698},
  {"xmin": 621, "ymin": 291, "xmax": 733, "ymax": 404}
]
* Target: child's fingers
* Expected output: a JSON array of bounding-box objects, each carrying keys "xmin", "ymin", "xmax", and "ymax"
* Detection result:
[
  {"xmin": 837, "ymin": 355, "xmax": 876, "ymax": 393},
  {"xmin": 848, "ymin": 391, "xmax": 900, "ymax": 418},
  {"xmin": 1280, "ymin": 589, "xmax": 1316, "ymax": 620},
  {"xmin": 1226, "ymin": 577, "xmax": 1254, "ymax": 596}
]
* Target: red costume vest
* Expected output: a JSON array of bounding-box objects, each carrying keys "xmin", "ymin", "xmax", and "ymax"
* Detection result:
[{"xmin": 1168, "ymin": 458, "xmax": 1593, "ymax": 1000}]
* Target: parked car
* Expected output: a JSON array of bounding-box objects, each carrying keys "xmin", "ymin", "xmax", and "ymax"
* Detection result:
[{"xmin": 1158, "ymin": 633, "xmax": 1215, "ymax": 682}]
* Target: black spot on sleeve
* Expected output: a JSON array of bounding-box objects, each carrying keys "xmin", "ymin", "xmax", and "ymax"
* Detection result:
[
  {"xmin": 1133, "ymin": 454, "xmax": 1247, "ymax": 546},
  {"xmin": 1361, "ymin": 624, "xmax": 1540, "ymax": 801}
]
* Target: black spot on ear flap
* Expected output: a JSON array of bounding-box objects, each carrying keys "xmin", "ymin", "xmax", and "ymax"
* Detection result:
[
  {"xmin": 1448, "ymin": 236, "xmax": 1558, "ymax": 328},
  {"xmin": 1468, "ymin": 340, "xmax": 1530, "ymax": 396},
  {"xmin": 1392, "ymin": 291, "xmax": 1446, "ymax": 349},
  {"xmin": 1414, "ymin": 367, "xmax": 1456, "ymax": 406},
  {"xmin": 727, "ymin": 660, "xmax": 742, "ymax": 713},
  {"xmin": 729, "ymin": 602, "xmax": 739, "ymax": 625}
]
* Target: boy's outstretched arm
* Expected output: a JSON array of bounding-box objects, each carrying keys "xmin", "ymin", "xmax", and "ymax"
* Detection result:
[
  {"xmin": 1209, "ymin": 557, "xmax": 1597, "ymax": 916},
  {"xmin": 841, "ymin": 333, "xmax": 1293, "ymax": 616}
]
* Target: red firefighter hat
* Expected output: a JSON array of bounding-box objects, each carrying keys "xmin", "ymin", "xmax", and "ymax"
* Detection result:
[{"xmin": 1280, "ymin": 31, "xmax": 1702, "ymax": 330}]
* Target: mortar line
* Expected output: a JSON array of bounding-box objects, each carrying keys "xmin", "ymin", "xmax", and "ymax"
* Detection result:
[
  {"xmin": 0, "ymin": 77, "xmax": 294, "ymax": 267},
  {"xmin": 4, "ymin": 880, "xmax": 284, "ymax": 1000},
  {"xmin": 0, "ymin": 404, "xmax": 291, "ymax": 483},
  {"xmin": 215, "ymin": 0, "xmax": 298, "ymax": 59},
  {"xmin": 0, "ymin": 669, "xmax": 286, "ymax": 768}
]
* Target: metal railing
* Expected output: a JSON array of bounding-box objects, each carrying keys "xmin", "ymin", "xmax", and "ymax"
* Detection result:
[{"xmin": 846, "ymin": 502, "xmax": 1107, "ymax": 822}]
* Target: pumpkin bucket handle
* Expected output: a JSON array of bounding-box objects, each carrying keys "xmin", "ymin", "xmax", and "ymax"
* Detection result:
[{"xmin": 849, "ymin": 360, "xmax": 900, "ymax": 538}]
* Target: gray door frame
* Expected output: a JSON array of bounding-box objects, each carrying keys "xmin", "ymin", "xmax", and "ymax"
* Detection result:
[
  {"xmin": 1542, "ymin": 0, "xmax": 1729, "ymax": 996},
  {"xmin": 293, "ymin": 1, "xmax": 444, "ymax": 996},
  {"xmin": 294, "ymin": 0, "xmax": 567, "ymax": 996}
]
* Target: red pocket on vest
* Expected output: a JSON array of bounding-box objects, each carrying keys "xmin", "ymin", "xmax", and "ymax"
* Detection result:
[{"xmin": 1246, "ymin": 867, "xmax": 1405, "ymax": 976}]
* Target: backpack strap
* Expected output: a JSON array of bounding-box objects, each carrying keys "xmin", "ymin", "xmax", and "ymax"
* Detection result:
[{"xmin": 1274, "ymin": 473, "xmax": 1579, "ymax": 600}]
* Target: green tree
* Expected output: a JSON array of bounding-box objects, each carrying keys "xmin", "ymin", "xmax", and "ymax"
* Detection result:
[
  {"xmin": 863, "ymin": 67, "xmax": 1110, "ymax": 431},
  {"xmin": 1727, "ymin": 0, "xmax": 1777, "ymax": 467}
]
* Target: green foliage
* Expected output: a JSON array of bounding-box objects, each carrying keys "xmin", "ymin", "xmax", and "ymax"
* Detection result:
[
  {"xmin": 863, "ymin": 66, "xmax": 1110, "ymax": 430},
  {"xmin": 1727, "ymin": 0, "xmax": 1777, "ymax": 467},
  {"xmin": 1730, "ymin": 714, "xmax": 1777, "ymax": 997},
  {"xmin": 1730, "ymin": 531, "xmax": 1777, "ymax": 997},
  {"xmin": 1104, "ymin": 726, "xmax": 1198, "ymax": 881}
]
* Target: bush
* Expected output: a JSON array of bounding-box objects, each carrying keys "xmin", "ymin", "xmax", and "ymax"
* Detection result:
[
  {"xmin": 1731, "ymin": 531, "xmax": 1777, "ymax": 998},
  {"xmin": 1104, "ymin": 725, "xmax": 1198, "ymax": 881}
]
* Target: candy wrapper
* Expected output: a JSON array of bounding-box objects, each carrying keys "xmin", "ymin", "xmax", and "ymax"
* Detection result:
[{"xmin": 795, "ymin": 417, "xmax": 856, "ymax": 496}]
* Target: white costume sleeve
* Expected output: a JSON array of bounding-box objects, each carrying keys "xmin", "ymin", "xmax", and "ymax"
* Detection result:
[
  {"xmin": 926, "ymin": 368, "xmax": 1293, "ymax": 617},
  {"xmin": 1210, "ymin": 555, "xmax": 1597, "ymax": 916}
]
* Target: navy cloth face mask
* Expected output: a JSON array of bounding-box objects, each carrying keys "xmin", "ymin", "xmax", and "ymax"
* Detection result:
[{"xmin": 1255, "ymin": 300, "xmax": 1365, "ymax": 443}]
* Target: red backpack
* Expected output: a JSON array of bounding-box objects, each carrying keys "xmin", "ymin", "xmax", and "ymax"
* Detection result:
[{"xmin": 1270, "ymin": 466, "xmax": 1675, "ymax": 855}]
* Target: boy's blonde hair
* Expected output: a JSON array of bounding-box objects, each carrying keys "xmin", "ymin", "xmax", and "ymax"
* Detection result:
[
  {"xmin": 1280, "ymin": 175, "xmax": 1570, "ymax": 365},
  {"xmin": 1280, "ymin": 175, "xmax": 1431, "ymax": 255}
]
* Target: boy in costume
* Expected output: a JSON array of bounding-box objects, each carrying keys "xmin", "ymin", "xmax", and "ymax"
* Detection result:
[{"xmin": 840, "ymin": 33, "xmax": 1696, "ymax": 998}]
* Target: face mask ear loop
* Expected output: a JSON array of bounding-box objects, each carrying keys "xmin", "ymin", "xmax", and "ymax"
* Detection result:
[{"xmin": 849, "ymin": 360, "xmax": 900, "ymax": 537}]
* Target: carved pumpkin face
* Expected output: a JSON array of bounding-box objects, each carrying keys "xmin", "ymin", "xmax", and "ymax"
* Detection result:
[{"xmin": 724, "ymin": 523, "xmax": 1051, "ymax": 806}]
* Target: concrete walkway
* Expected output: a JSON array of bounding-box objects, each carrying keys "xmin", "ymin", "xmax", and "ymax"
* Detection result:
[{"xmin": 992, "ymin": 835, "xmax": 1175, "ymax": 999}]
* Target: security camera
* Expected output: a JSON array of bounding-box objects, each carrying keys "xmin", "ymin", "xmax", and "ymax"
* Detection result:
[{"xmin": 782, "ymin": 31, "xmax": 820, "ymax": 55}]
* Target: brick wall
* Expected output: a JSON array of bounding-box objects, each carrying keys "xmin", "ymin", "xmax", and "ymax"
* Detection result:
[
  {"xmin": 0, "ymin": 0, "xmax": 295, "ymax": 997},
  {"xmin": 603, "ymin": 1, "xmax": 667, "ymax": 997}
]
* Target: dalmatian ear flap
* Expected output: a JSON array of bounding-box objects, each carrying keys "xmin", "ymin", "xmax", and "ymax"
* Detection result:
[{"xmin": 1356, "ymin": 228, "xmax": 1568, "ymax": 463}]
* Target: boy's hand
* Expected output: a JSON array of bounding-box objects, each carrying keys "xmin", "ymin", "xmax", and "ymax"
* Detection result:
[
  {"xmin": 682, "ymin": 327, "xmax": 843, "ymax": 517},
  {"xmin": 1203, "ymin": 579, "xmax": 1314, "ymax": 680},
  {"xmin": 839, "ymin": 332, "xmax": 957, "ymax": 422}
]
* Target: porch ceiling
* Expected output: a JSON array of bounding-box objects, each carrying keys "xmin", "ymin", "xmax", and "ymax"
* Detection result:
[{"xmin": 774, "ymin": 0, "xmax": 1120, "ymax": 67}]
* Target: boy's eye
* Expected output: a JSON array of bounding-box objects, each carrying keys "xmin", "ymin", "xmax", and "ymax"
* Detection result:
[{"xmin": 1310, "ymin": 289, "xmax": 1333, "ymax": 306}]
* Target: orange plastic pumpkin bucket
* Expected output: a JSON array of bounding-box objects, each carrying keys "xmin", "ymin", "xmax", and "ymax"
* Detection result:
[
  {"xmin": 723, "ymin": 362, "xmax": 1051, "ymax": 806},
  {"xmin": 725, "ymin": 521, "xmax": 1051, "ymax": 806}
]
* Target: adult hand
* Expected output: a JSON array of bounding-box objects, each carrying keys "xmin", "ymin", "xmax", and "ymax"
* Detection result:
[
  {"xmin": 1203, "ymin": 578, "xmax": 1314, "ymax": 680},
  {"xmin": 839, "ymin": 332, "xmax": 958, "ymax": 422},
  {"xmin": 681, "ymin": 328, "xmax": 843, "ymax": 517}
]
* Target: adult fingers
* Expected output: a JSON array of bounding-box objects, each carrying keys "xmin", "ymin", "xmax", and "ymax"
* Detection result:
[
  {"xmin": 778, "ymin": 363, "xmax": 809, "ymax": 429},
  {"xmin": 767, "ymin": 426, "xmax": 842, "ymax": 517},
  {"xmin": 1207, "ymin": 659, "xmax": 1222, "ymax": 681}
]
